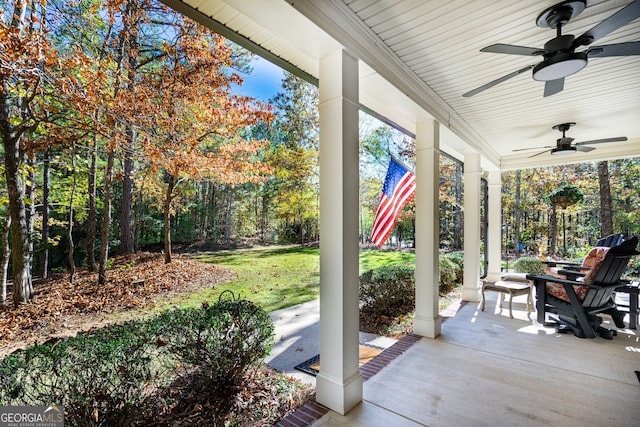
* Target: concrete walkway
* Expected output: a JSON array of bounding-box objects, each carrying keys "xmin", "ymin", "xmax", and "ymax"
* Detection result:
[{"xmin": 265, "ymin": 299, "xmax": 397, "ymax": 384}]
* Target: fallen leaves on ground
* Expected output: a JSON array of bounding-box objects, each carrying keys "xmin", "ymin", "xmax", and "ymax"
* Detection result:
[
  {"xmin": 146, "ymin": 366, "xmax": 314, "ymax": 426},
  {"xmin": 0, "ymin": 252, "xmax": 235, "ymax": 354}
]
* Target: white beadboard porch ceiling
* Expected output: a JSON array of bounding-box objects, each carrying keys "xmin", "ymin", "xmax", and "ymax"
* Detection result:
[{"xmin": 165, "ymin": 0, "xmax": 640, "ymax": 170}]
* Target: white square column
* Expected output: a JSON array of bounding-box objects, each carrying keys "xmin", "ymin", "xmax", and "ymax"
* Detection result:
[
  {"xmin": 486, "ymin": 169, "xmax": 503, "ymax": 282},
  {"xmin": 462, "ymin": 152, "xmax": 482, "ymax": 301},
  {"xmin": 316, "ymin": 49, "xmax": 362, "ymax": 415},
  {"xmin": 413, "ymin": 119, "xmax": 441, "ymax": 338}
]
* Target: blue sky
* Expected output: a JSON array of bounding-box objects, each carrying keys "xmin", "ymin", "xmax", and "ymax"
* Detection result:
[{"xmin": 234, "ymin": 56, "xmax": 284, "ymax": 102}]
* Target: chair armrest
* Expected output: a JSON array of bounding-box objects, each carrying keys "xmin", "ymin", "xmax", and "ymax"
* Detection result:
[
  {"xmin": 526, "ymin": 273, "xmax": 558, "ymax": 281},
  {"xmin": 561, "ymin": 265, "xmax": 590, "ymax": 271},
  {"xmin": 541, "ymin": 260, "xmax": 581, "ymax": 268},
  {"xmin": 557, "ymin": 268, "xmax": 586, "ymax": 281},
  {"xmin": 526, "ymin": 274, "xmax": 623, "ymax": 290}
]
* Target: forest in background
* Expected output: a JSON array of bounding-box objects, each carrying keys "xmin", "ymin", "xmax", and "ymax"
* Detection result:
[{"xmin": 2, "ymin": 0, "xmax": 640, "ymax": 309}]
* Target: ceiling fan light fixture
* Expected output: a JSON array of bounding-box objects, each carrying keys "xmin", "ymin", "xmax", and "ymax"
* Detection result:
[
  {"xmin": 532, "ymin": 52, "xmax": 587, "ymax": 81},
  {"xmin": 551, "ymin": 146, "xmax": 577, "ymax": 155}
]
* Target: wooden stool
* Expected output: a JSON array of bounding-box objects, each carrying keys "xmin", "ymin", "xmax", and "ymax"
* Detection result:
[{"xmin": 481, "ymin": 280, "xmax": 533, "ymax": 319}]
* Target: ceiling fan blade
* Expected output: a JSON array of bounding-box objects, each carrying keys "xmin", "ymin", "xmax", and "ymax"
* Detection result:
[
  {"xmin": 587, "ymin": 41, "xmax": 640, "ymax": 57},
  {"xmin": 481, "ymin": 43, "xmax": 545, "ymax": 56},
  {"xmin": 463, "ymin": 65, "xmax": 534, "ymax": 97},
  {"xmin": 573, "ymin": 0, "xmax": 640, "ymax": 48},
  {"xmin": 512, "ymin": 146, "xmax": 554, "ymax": 152},
  {"xmin": 528, "ymin": 149, "xmax": 550, "ymax": 158},
  {"xmin": 576, "ymin": 145, "xmax": 596, "ymax": 153},
  {"xmin": 543, "ymin": 78, "xmax": 564, "ymax": 97},
  {"xmin": 575, "ymin": 137, "xmax": 628, "ymax": 146}
]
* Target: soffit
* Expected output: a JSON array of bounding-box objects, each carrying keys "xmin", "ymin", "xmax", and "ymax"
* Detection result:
[{"xmin": 167, "ymin": 0, "xmax": 640, "ymax": 170}]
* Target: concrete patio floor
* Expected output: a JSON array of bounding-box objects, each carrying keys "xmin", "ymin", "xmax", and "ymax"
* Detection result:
[{"xmin": 308, "ymin": 292, "xmax": 640, "ymax": 426}]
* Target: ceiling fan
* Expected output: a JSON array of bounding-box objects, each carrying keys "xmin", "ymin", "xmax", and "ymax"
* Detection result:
[
  {"xmin": 463, "ymin": 0, "xmax": 640, "ymax": 98},
  {"xmin": 513, "ymin": 122, "xmax": 628, "ymax": 157}
]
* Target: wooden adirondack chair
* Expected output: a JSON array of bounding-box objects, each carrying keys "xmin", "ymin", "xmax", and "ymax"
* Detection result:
[
  {"xmin": 527, "ymin": 236, "xmax": 639, "ymax": 339},
  {"xmin": 595, "ymin": 233, "xmax": 625, "ymax": 247},
  {"xmin": 543, "ymin": 233, "xmax": 625, "ymax": 273}
]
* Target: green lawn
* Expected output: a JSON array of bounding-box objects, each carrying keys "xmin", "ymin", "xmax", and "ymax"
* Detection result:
[{"xmin": 166, "ymin": 246, "xmax": 416, "ymax": 313}]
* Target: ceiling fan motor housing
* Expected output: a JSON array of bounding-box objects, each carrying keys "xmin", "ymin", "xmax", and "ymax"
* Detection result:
[
  {"xmin": 533, "ymin": 32, "xmax": 587, "ymax": 81},
  {"xmin": 551, "ymin": 146, "xmax": 577, "ymax": 155},
  {"xmin": 532, "ymin": 51, "xmax": 587, "ymax": 81}
]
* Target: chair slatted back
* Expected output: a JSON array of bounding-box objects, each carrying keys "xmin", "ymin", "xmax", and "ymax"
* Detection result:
[
  {"xmin": 595, "ymin": 233, "xmax": 624, "ymax": 247},
  {"xmin": 591, "ymin": 254, "xmax": 632, "ymax": 285},
  {"xmin": 581, "ymin": 248, "xmax": 635, "ymax": 308}
]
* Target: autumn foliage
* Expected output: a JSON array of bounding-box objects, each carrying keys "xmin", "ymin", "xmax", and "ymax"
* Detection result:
[{"xmin": 1, "ymin": 0, "xmax": 276, "ymax": 305}]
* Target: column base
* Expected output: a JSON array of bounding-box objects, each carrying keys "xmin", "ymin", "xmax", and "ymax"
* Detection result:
[
  {"xmin": 316, "ymin": 370, "xmax": 363, "ymax": 415},
  {"xmin": 413, "ymin": 314, "xmax": 441, "ymax": 338},
  {"xmin": 462, "ymin": 284, "xmax": 482, "ymax": 302}
]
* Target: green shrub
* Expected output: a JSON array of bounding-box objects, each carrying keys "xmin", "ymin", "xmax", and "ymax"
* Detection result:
[
  {"xmin": 438, "ymin": 256, "xmax": 458, "ymax": 295},
  {"xmin": 440, "ymin": 251, "xmax": 464, "ymax": 293},
  {"xmin": 511, "ymin": 256, "xmax": 546, "ymax": 275},
  {"xmin": 0, "ymin": 297, "xmax": 274, "ymax": 425},
  {"xmin": 359, "ymin": 264, "xmax": 415, "ymax": 315},
  {"xmin": 359, "ymin": 255, "xmax": 465, "ymax": 315},
  {"xmin": 624, "ymin": 257, "xmax": 640, "ymax": 280},
  {"xmin": 158, "ymin": 296, "xmax": 274, "ymax": 416},
  {"xmin": 445, "ymin": 251, "xmax": 464, "ymax": 283},
  {"xmin": 0, "ymin": 321, "xmax": 157, "ymax": 426}
]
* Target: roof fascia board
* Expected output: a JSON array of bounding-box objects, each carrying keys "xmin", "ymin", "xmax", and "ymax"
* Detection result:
[
  {"xmin": 287, "ymin": 0, "xmax": 500, "ymax": 167},
  {"xmin": 161, "ymin": 0, "xmax": 318, "ymax": 86}
]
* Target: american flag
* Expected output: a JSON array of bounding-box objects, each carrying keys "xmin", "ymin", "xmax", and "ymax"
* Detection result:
[{"xmin": 370, "ymin": 158, "xmax": 416, "ymax": 246}]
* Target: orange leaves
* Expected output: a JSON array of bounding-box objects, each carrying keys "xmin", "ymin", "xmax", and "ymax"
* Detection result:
[
  {"xmin": 0, "ymin": 10, "xmax": 52, "ymax": 88},
  {"xmin": 132, "ymin": 20, "xmax": 276, "ymax": 194}
]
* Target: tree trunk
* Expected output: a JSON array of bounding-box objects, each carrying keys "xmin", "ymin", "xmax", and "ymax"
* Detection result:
[
  {"xmin": 119, "ymin": 11, "xmax": 140, "ymax": 255},
  {"xmin": 513, "ymin": 170, "xmax": 522, "ymax": 254},
  {"xmin": 120, "ymin": 126, "xmax": 135, "ymax": 254},
  {"xmin": 1, "ymin": 1, "xmax": 35, "ymax": 307},
  {"xmin": 224, "ymin": 186, "xmax": 234, "ymax": 245},
  {"xmin": 5, "ymin": 153, "xmax": 32, "ymax": 307},
  {"xmin": 1, "ymin": 217, "xmax": 11, "ymax": 308},
  {"xmin": 597, "ymin": 160, "xmax": 614, "ymax": 237},
  {"xmin": 260, "ymin": 188, "xmax": 269, "ymax": 241},
  {"xmin": 133, "ymin": 181, "xmax": 144, "ymax": 251},
  {"xmin": 26, "ymin": 154, "xmax": 35, "ymax": 278},
  {"xmin": 453, "ymin": 162, "xmax": 463, "ymax": 250},
  {"xmin": 86, "ymin": 133, "xmax": 98, "ymax": 271},
  {"xmin": 67, "ymin": 144, "xmax": 77, "ymax": 284},
  {"xmin": 198, "ymin": 182, "xmax": 206, "ymax": 239},
  {"xmin": 549, "ymin": 204, "xmax": 558, "ymax": 257},
  {"xmin": 98, "ymin": 149, "xmax": 115, "ymax": 284},
  {"xmin": 39, "ymin": 146, "xmax": 51, "ymax": 279},
  {"xmin": 2, "ymin": 109, "xmax": 33, "ymax": 306},
  {"xmin": 163, "ymin": 175, "xmax": 176, "ymax": 264}
]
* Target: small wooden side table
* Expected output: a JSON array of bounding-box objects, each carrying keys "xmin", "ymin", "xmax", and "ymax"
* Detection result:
[
  {"xmin": 481, "ymin": 280, "xmax": 533, "ymax": 319},
  {"xmin": 614, "ymin": 281, "xmax": 639, "ymax": 329}
]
